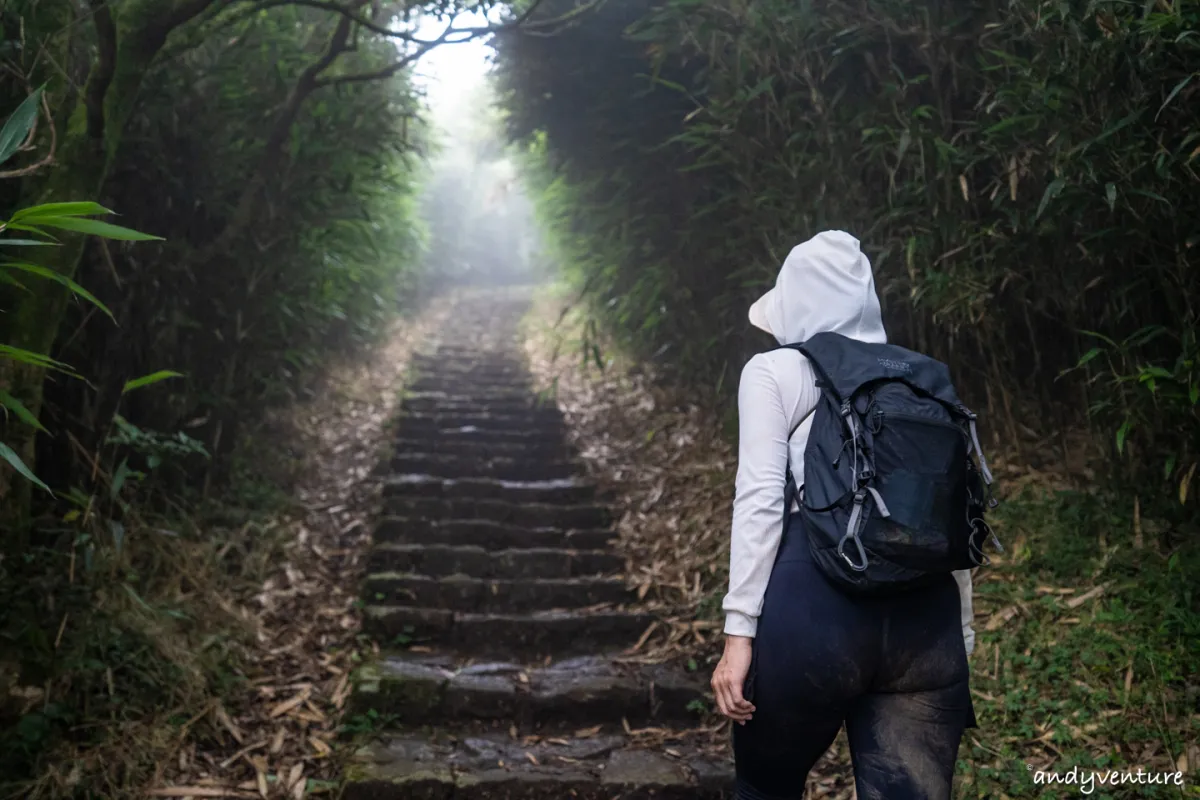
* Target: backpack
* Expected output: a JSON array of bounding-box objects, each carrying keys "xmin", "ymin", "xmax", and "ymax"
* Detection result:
[{"xmin": 777, "ymin": 332, "xmax": 1001, "ymax": 595}]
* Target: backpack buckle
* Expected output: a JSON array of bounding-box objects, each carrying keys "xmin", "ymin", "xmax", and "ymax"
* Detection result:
[
  {"xmin": 838, "ymin": 491, "xmax": 871, "ymax": 572},
  {"xmin": 838, "ymin": 531, "xmax": 870, "ymax": 572}
]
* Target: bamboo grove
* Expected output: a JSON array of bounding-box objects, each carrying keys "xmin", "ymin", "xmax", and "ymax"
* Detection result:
[{"xmin": 493, "ymin": 0, "xmax": 1200, "ymax": 508}]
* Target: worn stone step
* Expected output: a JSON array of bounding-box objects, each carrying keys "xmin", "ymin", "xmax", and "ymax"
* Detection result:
[
  {"xmin": 412, "ymin": 352, "xmax": 525, "ymax": 369},
  {"xmin": 375, "ymin": 518, "xmax": 616, "ymax": 552},
  {"xmin": 382, "ymin": 476, "xmax": 596, "ymax": 505},
  {"xmin": 405, "ymin": 377, "xmax": 535, "ymax": 395},
  {"xmin": 403, "ymin": 380, "xmax": 539, "ymax": 400},
  {"xmin": 401, "ymin": 395, "xmax": 554, "ymax": 414},
  {"xmin": 410, "ymin": 353, "xmax": 527, "ymax": 370},
  {"xmin": 393, "ymin": 437, "xmax": 570, "ymax": 460},
  {"xmin": 390, "ymin": 454, "xmax": 575, "ymax": 481},
  {"xmin": 385, "ymin": 497, "xmax": 612, "ymax": 529},
  {"xmin": 363, "ymin": 607, "xmax": 654, "ymax": 658},
  {"xmin": 345, "ymin": 733, "xmax": 734, "ymax": 799},
  {"xmin": 364, "ymin": 573, "xmax": 630, "ymax": 612},
  {"xmin": 352, "ymin": 655, "xmax": 706, "ymax": 729},
  {"xmin": 367, "ymin": 544, "xmax": 624, "ymax": 579},
  {"xmin": 398, "ymin": 410, "xmax": 564, "ymax": 431},
  {"xmin": 395, "ymin": 427, "xmax": 564, "ymax": 446}
]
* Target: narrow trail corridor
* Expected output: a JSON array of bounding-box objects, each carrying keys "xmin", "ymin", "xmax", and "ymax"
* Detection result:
[{"xmin": 345, "ymin": 290, "xmax": 735, "ymax": 798}]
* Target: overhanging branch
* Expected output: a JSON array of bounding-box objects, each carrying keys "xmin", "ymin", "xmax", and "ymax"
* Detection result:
[{"xmin": 246, "ymin": 0, "xmax": 596, "ymax": 43}]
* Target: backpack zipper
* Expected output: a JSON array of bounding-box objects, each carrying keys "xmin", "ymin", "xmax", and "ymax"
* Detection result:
[{"xmin": 878, "ymin": 411, "xmax": 967, "ymax": 437}]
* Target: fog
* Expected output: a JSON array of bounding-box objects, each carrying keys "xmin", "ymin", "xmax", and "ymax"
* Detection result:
[{"xmin": 410, "ymin": 16, "xmax": 547, "ymax": 291}]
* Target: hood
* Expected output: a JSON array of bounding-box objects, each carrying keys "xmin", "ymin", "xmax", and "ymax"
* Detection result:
[{"xmin": 748, "ymin": 230, "xmax": 886, "ymax": 346}]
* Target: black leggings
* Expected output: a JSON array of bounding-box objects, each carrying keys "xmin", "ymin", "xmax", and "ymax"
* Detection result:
[{"xmin": 733, "ymin": 512, "xmax": 976, "ymax": 800}]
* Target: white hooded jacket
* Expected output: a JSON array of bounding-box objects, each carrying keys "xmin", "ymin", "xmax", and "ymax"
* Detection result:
[{"xmin": 722, "ymin": 231, "xmax": 976, "ymax": 654}]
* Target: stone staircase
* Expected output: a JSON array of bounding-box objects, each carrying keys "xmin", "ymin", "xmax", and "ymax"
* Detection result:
[{"xmin": 345, "ymin": 291, "xmax": 734, "ymax": 799}]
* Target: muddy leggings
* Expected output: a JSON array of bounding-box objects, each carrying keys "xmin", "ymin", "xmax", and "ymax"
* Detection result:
[{"xmin": 732, "ymin": 511, "xmax": 976, "ymax": 800}]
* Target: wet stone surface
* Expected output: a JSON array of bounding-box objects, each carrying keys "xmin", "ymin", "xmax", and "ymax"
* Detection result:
[{"xmin": 349, "ymin": 289, "xmax": 733, "ymax": 798}]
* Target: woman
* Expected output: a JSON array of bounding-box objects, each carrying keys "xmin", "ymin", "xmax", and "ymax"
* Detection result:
[{"xmin": 711, "ymin": 230, "xmax": 977, "ymax": 800}]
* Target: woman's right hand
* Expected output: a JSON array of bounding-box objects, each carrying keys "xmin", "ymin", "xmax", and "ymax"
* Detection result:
[{"xmin": 711, "ymin": 635, "xmax": 756, "ymax": 724}]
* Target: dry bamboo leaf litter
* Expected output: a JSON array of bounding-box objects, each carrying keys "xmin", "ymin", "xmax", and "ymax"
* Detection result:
[{"xmin": 145, "ymin": 293, "xmax": 461, "ymax": 797}]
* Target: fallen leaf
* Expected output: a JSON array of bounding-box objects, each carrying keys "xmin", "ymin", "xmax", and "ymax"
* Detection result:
[
  {"xmin": 146, "ymin": 789, "xmax": 256, "ymax": 799},
  {"xmin": 985, "ymin": 606, "xmax": 1020, "ymax": 631},
  {"xmin": 269, "ymin": 687, "xmax": 312, "ymax": 719},
  {"xmin": 1065, "ymin": 583, "xmax": 1109, "ymax": 609}
]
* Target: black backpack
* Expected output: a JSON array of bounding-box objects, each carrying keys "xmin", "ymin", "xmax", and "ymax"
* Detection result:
[{"xmin": 778, "ymin": 332, "xmax": 1001, "ymax": 595}]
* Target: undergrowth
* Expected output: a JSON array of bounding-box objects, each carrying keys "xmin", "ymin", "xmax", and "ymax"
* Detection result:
[
  {"xmin": 0, "ymin": 500, "xmax": 285, "ymax": 798},
  {"xmin": 956, "ymin": 489, "xmax": 1200, "ymax": 798}
]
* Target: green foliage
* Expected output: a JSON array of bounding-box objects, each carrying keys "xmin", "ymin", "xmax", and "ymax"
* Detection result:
[
  {"xmin": 0, "ymin": 86, "xmax": 41, "ymax": 165},
  {"xmin": 494, "ymin": 0, "xmax": 1200, "ymax": 504},
  {"xmin": 1, "ymin": 92, "xmax": 160, "ymax": 496},
  {"xmin": 956, "ymin": 490, "xmax": 1199, "ymax": 797}
]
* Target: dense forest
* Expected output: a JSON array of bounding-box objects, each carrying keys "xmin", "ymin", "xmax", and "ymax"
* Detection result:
[
  {"xmin": 495, "ymin": 0, "xmax": 1200, "ymax": 499},
  {"xmin": 1, "ymin": 0, "xmax": 1197, "ymax": 796}
]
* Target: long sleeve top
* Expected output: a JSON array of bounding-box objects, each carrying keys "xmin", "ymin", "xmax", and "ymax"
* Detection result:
[{"xmin": 721, "ymin": 348, "xmax": 976, "ymax": 654}]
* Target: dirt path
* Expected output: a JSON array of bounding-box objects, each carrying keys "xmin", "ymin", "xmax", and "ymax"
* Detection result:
[{"xmin": 342, "ymin": 287, "xmax": 734, "ymax": 797}]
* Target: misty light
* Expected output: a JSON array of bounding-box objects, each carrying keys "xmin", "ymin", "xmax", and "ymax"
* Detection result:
[
  {"xmin": 409, "ymin": 9, "xmax": 499, "ymax": 125},
  {"xmin": 403, "ymin": 8, "xmax": 547, "ymax": 291}
]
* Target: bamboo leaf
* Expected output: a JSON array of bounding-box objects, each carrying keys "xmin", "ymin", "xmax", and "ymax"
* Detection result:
[
  {"xmin": 0, "ymin": 87, "xmax": 43, "ymax": 167},
  {"xmin": 123, "ymin": 370, "xmax": 184, "ymax": 394},
  {"xmin": 1076, "ymin": 347, "xmax": 1103, "ymax": 368},
  {"xmin": 0, "ymin": 390, "xmax": 47, "ymax": 433},
  {"xmin": 1036, "ymin": 178, "xmax": 1066, "ymax": 220},
  {"xmin": 1116, "ymin": 419, "xmax": 1132, "ymax": 455},
  {"xmin": 1181, "ymin": 463, "xmax": 1196, "ymax": 505},
  {"xmin": 0, "ymin": 442, "xmax": 52, "ymax": 494},
  {"xmin": 0, "ymin": 261, "xmax": 114, "ymax": 320},
  {"xmin": 10, "ymin": 202, "xmax": 113, "ymax": 222},
  {"xmin": 1156, "ymin": 74, "xmax": 1195, "ymax": 121},
  {"xmin": 32, "ymin": 217, "xmax": 163, "ymax": 241},
  {"xmin": 0, "ymin": 344, "xmax": 77, "ymax": 375},
  {"xmin": 0, "ymin": 238, "xmax": 56, "ymax": 247}
]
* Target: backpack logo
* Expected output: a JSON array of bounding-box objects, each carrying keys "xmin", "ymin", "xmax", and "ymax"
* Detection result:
[{"xmin": 876, "ymin": 357, "xmax": 912, "ymax": 373}]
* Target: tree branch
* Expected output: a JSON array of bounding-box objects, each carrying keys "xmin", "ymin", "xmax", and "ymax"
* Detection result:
[
  {"xmin": 313, "ymin": 0, "xmax": 607, "ymax": 87},
  {"xmin": 184, "ymin": 9, "xmax": 361, "ymax": 267},
  {"xmin": 85, "ymin": 0, "xmax": 117, "ymax": 141},
  {"xmin": 246, "ymin": 0, "xmax": 586, "ymax": 43}
]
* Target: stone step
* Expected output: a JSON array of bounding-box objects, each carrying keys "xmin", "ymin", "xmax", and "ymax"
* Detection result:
[
  {"xmin": 395, "ymin": 427, "xmax": 564, "ymax": 446},
  {"xmin": 345, "ymin": 733, "xmax": 734, "ymax": 799},
  {"xmin": 405, "ymin": 377, "xmax": 535, "ymax": 395},
  {"xmin": 403, "ymin": 380, "xmax": 540, "ymax": 400},
  {"xmin": 364, "ymin": 573, "xmax": 629, "ymax": 611},
  {"xmin": 401, "ymin": 395, "xmax": 554, "ymax": 414},
  {"xmin": 412, "ymin": 352, "xmax": 525, "ymax": 369},
  {"xmin": 382, "ymin": 476, "xmax": 597, "ymax": 504},
  {"xmin": 398, "ymin": 410, "xmax": 565, "ymax": 431},
  {"xmin": 363, "ymin": 607, "xmax": 654, "ymax": 658},
  {"xmin": 393, "ymin": 437, "xmax": 571, "ymax": 460},
  {"xmin": 384, "ymin": 497, "xmax": 612, "ymax": 529},
  {"xmin": 375, "ymin": 518, "xmax": 616, "ymax": 552},
  {"xmin": 367, "ymin": 544, "xmax": 624, "ymax": 579},
  {"xmin": 389, "ymin": 454, "xmax": 575, "ymax": 482},
  {"xmin": 351, "ymin": 655, "xmax": 706, "ymax": 729}
]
